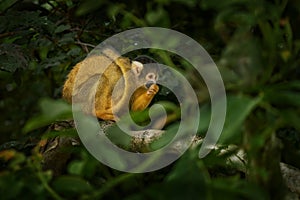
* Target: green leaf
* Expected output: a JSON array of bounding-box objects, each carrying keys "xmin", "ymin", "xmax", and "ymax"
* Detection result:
[
  {"xmin": 52, "ymin": 175, "xmax": 93, "ymax": 195},
  {"xmin": 210, "ymin": 177, "xmax": 267, "ymax": 200},
  {"xmin": 264, "ymin": 90, "xmax": 300, "ymax": 107},
  {"xmin": 0, "ymin": 44, "xmax": 27, "ymax": 72},
  {"xmin": 268, "ymin": 81, "xmax": 300, "ymax": 90},
  {"xmin": 198, "ymin": 103, "xmax": 211, "ymax": 135},
  {"xmin": 150, "ymin": 124, "xmax": 179, "ymax": 150},
  {"xmin": 68, "ymin": 161, "xmax": 85, "ymax": 175},
  {"xmin": 0, "ymin": 0, "xmax": 18, "ymax": 12},
  {"xmin": 0, "ymin": 173, "xmax": 24, "ymax": 199},
  {"xmin": 23, "ymin": 98, "xmax": 72, "ymax": 133},
  {"xmin": 201, "ymin": 0, "xmax": 251, "ymax": 10},
  {"xmin": 220, "ymin": 95, "xmax": 261, "ymax": 144},
  {"xmin": 215, "ymin": 9, "xmax": 256, "ymax": 29},
  {"xmin": 58, "ymin": 32, "xmax": 75, "ymax": 45},
  {"xmin": 263, "ymin": 81, "xmax": 300, "ymax": 107},
  {"xmin": 54, "ymin": 24, "xmax": 71, "ymax": 34},
  {"xmin": 145, "ymin": 7, "xmax": 170, "ymax": 27},
  {"xmin": 75, "ymin": 0, "xmax": 104, "ymax": 16},
  {"xmin": 280, "ymin": 109, "xmax": 300, "ymax": 130},
  {"xmin": 198, "ymin": 95, "xmax": 261, "ymax": 143}
]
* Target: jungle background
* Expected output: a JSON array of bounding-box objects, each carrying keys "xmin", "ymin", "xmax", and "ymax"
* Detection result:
[{"xmin": 1, "ymin": 0, "xmax": 300, "ymax": 199}]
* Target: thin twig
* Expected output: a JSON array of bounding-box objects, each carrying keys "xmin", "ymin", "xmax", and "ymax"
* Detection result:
[
  {"xmin": 75, "ymin": 40, "xmax": 96, "ymax": 48},
  {"xmin": 75, "ymin": 40, "xmax": 96, "ymax": 53}
]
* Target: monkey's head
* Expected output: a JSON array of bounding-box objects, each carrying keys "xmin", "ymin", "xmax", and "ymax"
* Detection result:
[{"xmin": 131, "ymin": 60, "xmax": 159, "ymax": 89}]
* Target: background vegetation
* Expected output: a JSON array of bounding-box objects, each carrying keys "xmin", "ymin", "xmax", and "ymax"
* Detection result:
[{"xmin": 1, "ymin": 0, "xmax": 300, "ymax": 199}]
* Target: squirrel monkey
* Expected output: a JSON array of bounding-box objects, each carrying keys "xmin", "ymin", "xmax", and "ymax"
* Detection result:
[{"xmin": 62, "ymin": 48, "xmax": 159, "ymax": 121}]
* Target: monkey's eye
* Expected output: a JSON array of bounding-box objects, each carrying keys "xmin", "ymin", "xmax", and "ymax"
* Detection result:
[{"xmin": 146, "ymin": 73, "xmax": 156, "ymax": 80}]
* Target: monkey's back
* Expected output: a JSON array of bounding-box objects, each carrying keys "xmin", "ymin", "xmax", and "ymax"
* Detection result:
[{"xmin": 62, "ymin": 53, "xmax": 132, "ymax": 117}]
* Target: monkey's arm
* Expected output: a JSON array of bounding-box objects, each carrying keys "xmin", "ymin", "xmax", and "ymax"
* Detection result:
[{"xmin": 131, "ymin": 84, "xmax": 159, "ymax": 111}]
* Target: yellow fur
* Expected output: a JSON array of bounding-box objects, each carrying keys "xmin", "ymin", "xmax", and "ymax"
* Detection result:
[{"xmin": 62, "ymin": 48, "xmax": 159, "ymax": 121}]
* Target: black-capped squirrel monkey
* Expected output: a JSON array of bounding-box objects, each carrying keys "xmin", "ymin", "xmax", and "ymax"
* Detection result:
[{"xmin": 62, "ymin": 48, "xmax": 159, "ymax": 121}]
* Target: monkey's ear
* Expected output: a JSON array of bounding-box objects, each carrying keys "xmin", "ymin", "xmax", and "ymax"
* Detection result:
[{"xmin": 132, "ymin": 61, "xmax": 144, "ymax": 76}]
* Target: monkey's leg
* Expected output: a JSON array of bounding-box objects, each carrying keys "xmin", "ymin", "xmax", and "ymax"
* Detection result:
[
  {"xmin": 95, "ymin": 109, "xmax": 118, "ymax": 121},
  {"xmin": 131, "ymin": 84, "xmax": 159, "ymax": 111}
]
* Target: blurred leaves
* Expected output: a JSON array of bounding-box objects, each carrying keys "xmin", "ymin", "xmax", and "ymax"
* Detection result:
[
  {"xmin": 198, "ymin": 95, "xmax": 261, "ymax": 144},
  {"xmin": 52, "ymin": 175, "xmax": 93, "ymax": 197},
  {"xmin": 220, "ymin": 95, "xmax": 262, "ymax": 144},
  {"xmin": 264, "ymin": 81, "xmax": 300, "ymax": 107},
  {"xmin": 0, "ymin": 0, "xmax": 18, "ymax": 12},
  {"xmin": 145, "ymin": 6, "xmax": 170, "ymax": 27},
  {"xmin": 0, "ymin": 44, "xmax": 28, "ymax": 72},
  {"xmin": 23, "ymin": 98, "xmax": 72, "ymax": 134},
  {"xmin": 75, "ymin": 0, "xmax": 105, "ymax": 16}
]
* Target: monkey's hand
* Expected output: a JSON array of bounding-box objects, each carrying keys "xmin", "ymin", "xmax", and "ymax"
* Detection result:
[
  {"xmin": 146, "ymin": 84, "xmax": 159, "ymax": 96},
  {"xmin": 131, "ymin": 84, "xmax": 159, "ymax": 111}
]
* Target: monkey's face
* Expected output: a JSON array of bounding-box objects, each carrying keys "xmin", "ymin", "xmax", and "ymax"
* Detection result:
[
  {"xmin": 144, "ymin": 72, "xmax": 158, "ymax": 89},
  {"xmin": 131, "ymin": 61, "xmax": 159, "ymax": 89}
]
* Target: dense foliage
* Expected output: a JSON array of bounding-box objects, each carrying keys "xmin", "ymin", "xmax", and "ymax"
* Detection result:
[{"xmin": 1, "ymin": 0, "xmax": 300, "ymax": 199}]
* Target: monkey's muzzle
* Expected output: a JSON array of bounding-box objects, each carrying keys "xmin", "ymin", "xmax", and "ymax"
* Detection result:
[{"xmin": 145, "ymin": 81, "xmax": 156, "ymax": 89}]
